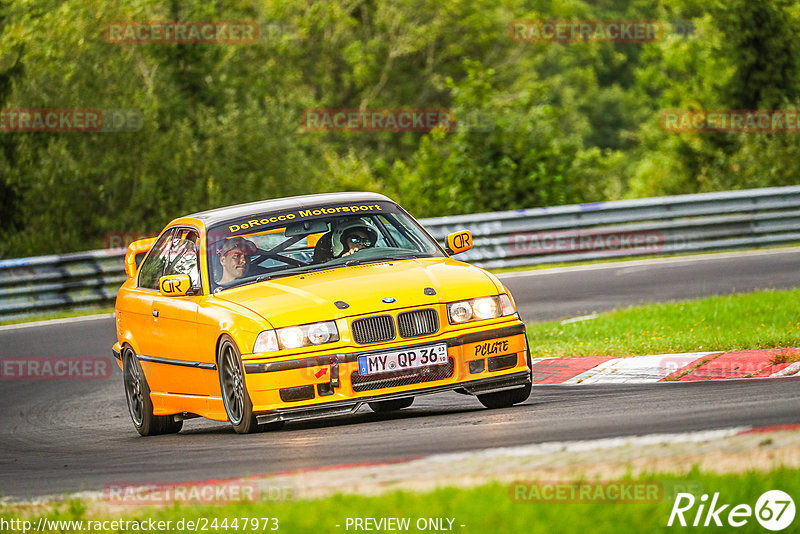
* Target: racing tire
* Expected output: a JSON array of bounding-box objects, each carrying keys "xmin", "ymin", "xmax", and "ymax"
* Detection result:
[
  {"xmin": 218, "ymin": 335, "xmax": 260, "ymax": 434},
  {"xmin": 123, "ymin": 347, "xmax": 183, "ymax": 436},
  {"xmin": 368, "ymin": 397, "xmax": 414, "ymax": 412},
  {"xmin": 476, "ymin": 383, "xmax": 531, "ymax": 409},
  {"xmin": 477, "ymin": 339, "xmax": 533, "ymax": 409}
]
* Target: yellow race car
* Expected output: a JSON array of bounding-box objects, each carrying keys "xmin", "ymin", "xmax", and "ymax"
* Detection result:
[{"xmin": 113, "ymin": 193, "xmax": 531, "ymax": 435}]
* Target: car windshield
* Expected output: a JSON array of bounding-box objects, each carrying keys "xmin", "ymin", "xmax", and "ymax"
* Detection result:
[{"xmin": 206, "ymin": 200, "xmax": 445, "ymax": 292}]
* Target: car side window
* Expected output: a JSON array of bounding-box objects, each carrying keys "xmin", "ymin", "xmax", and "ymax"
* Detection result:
[
  {"xmin": 164, "ymin": 229, "xmax": 201, "ymax": 291},
  {"xmin": 138, "ymin": 229, "xmax": 174, "ymax": 290}
]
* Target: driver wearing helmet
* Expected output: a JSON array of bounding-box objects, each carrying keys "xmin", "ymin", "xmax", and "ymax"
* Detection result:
[
  {"xmin": 331, "ymin": 220, "xmax": 378, "ymax": 258},
  {"xmin": 217, "ymin": 236, "xmax": 257, "ymax": 284}
]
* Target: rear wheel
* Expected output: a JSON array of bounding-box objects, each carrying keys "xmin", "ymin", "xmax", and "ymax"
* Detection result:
[
  {"xmin": 368, "ymin": 397, "xmax": 414, "ymax": 412},
  {"xmin": 218, "ymin": 335, "xmax": 261, "ymax": 434},
  {"xmin": 123, "ymin": 347, "xmax": 183, "ymax": 436}
]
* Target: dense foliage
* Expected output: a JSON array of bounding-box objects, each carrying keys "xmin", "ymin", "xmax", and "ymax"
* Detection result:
[{"xmin": 1, "ymin": 0, "xmax": 798, "ymax": 256}]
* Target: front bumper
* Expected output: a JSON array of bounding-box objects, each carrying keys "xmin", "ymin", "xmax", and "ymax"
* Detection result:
[
  {"xmin": 243, "ymin": 322, "xmax": 531, "ymax": 422},
  {"xmin": 254, "ymin": 370, "xmax": 531, "ymax": 424}
]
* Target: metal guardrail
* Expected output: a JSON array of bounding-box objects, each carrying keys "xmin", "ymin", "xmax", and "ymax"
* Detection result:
[
  {"xmin": 0, "ymin": 250, "xmax": 126, "ymax": 320},
  {"xmin": 2, "ymin": 185, "xmax": 800, "ymax": 321},
  {"xmin": 419, "ymin": 185, "xmax": 800, "ymax": 268}
]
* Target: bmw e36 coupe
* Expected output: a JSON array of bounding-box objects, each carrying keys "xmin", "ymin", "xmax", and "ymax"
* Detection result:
[{"xmin": 113, "ymin": 192, "xmax": 531, "ymax": 435}]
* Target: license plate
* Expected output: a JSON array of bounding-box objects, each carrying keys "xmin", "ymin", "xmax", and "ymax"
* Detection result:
[{"xmin": 357, "ymin": 343, "xmax": 448, "ymax": 376}]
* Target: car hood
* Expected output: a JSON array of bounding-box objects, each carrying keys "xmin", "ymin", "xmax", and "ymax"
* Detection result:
[{"xmin": 213, "ymin": 257, "xmax": 501, "ymax": 328}]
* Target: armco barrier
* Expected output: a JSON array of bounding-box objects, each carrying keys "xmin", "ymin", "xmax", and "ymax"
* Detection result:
[
  {"xmin": 1, "ymin": 186, "xmax": 799, "ymax": 321},
  {"xmin": 0, "ymin": 250, "xmax": 126, "ymax": 320},
  {"xmin": 419, "ymin": 185, "xmax": 800, "ymax": 269}
]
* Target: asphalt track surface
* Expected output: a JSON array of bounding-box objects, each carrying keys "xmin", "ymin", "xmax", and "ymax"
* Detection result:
[
  {"xmin": 503, "ymin": 248, "xmax": 800, "ymax": 322},
  {"xmin": 1, "ymin": 248, "xmax": 800, "ymax": 500}
]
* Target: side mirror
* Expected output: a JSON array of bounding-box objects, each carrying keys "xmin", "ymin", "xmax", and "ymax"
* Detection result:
[
  {"xmin": 445, "ymin": 230, "xmax": 473, "ymax": 255},
  {"xmin": 124, "ymin": 237, "xmax": 157, "ymax": 278},
  {"xmin": 159, "ymin": 274, "xmax": 192, "ymax": 297}
]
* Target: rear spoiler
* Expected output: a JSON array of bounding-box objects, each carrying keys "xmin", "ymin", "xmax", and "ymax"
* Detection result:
[{"xmin": 124, "ymin": 238, "xmax": 157, "ymax": 278}]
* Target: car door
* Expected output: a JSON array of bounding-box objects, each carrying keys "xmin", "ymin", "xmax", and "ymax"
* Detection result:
[
  {"xmin": 144, "ymin": 228, "xmax": 206, "ymax": 396},
  {"xmin": 122, "ymin": 228, "xmax": 174, "ymax": 367}
]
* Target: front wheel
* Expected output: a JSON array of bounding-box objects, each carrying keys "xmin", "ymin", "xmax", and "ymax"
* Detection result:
[
  {"xmin": 123, "ymin": 347, "xmax": 183, "ymax": 436},
  {"xmin": 218, "ymin": 335, "xmax": 260, "ymax": 434},
  {"xmin": 477, "ymin": 383, "xmax": 531, "ymax": 409}
]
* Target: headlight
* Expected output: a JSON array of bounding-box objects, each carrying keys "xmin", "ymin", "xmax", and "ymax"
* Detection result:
[
  {"xmin": 447, "ymin": 294, "xmax": 516, "ymax": 324},
  {"xmin": 449, "ymin": 301, "xmax": 473, "ymax": 323},
  {"xmin": 307, "ymin": 322, "xmax": 335, "ymax": 344},
  {"xmin": 278, "ymin": 326, "xmax": 305, "ymax": 349},
  {"xmin": 472, "ymin": 296, "xmax": 498, "ymax": 320},
  {"xmin": 253, "ymin": 321, "xmax": 340, "ymax": 353},
  {"xmin": 253, "ymin": 330, "xmax": 279, "ymax": 353},
  {"xmin": 499, "ymin": 293, "xmax": 515, "ymax": 316}
]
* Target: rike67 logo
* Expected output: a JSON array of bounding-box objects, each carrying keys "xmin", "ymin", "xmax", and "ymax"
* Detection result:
[{"xmin": 668, "ymin": 490, "xmax": 795, "ymax": 531}]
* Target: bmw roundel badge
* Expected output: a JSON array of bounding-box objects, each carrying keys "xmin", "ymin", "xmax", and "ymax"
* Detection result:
[{"xmin": 382, "ymin": 297, "xmax": 396, "ymax": 304}]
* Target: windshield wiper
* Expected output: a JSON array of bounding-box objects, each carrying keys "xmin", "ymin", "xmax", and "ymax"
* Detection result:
[
  {"xmin": 255, "ymin": 263, "xmax": 348, "ymax": 283},
  {"xmin": 253, "ymin": 255, "xmax": 423, "ymax": 282},
  {"xmin": 344, "ymin": 254, "xmax": 421, "ymax": 267}
]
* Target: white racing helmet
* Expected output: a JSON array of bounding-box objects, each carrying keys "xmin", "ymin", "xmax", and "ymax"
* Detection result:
[{"xmin": 331, "ymin": 219, "xmax": 379, "ymax": 257}]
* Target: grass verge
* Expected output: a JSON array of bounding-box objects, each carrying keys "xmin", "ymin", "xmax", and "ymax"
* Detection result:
[
  {"xmin": 1, "ymin": 468, "xmax": 797, "ymax": 533},
  {"xmin": 526, "ymin": 288, "xmax": 800, "ymax": 358}
]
